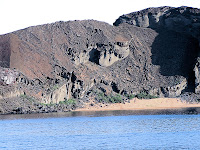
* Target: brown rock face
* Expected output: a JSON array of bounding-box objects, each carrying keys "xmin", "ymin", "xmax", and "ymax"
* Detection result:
[
  {"xmin": 114, "ymin": 6, "xmax": 200, "ymax": 94},
  {"xmin": 1, "ymin": 6, "xmax": 200, "ymax": 113}
]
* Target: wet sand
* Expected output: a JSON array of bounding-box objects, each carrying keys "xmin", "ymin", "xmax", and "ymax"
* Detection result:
[{"xmin": 75, "ymin": 98, "xmax": 200, "ymax": 112}]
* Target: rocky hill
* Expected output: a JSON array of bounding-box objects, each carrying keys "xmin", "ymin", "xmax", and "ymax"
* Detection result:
[{"xmin": 1, "ymin": 6, "xmax": 200, "ymax": 114}]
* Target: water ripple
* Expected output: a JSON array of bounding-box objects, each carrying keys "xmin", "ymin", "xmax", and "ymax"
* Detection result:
[{"xmin": 0, "ymin": 114, "xmax": 200, "ymax": 149}]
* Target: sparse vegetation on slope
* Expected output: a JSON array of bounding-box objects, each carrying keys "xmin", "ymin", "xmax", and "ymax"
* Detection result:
[
  {"xmin": 135, "ymin": 92, "xmax": 158, "ymax": 99},
  {"xmin": 95, "ymin": 91, "xmax": 124, "ymax": 103}
]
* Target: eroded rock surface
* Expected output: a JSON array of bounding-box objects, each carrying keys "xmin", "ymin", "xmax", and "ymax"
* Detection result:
[
  {"xmin": 1, "ymin": 6, "xmax": 200, "ymax": 114},
  {"xmin": 114, "ymin": 6, "xmax": 200, "ymax": 94}
]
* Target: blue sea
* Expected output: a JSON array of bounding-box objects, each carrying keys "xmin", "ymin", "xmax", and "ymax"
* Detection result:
[{"xmin": 0, "ymin": 111, "xmax": 200, "ymax": 150}]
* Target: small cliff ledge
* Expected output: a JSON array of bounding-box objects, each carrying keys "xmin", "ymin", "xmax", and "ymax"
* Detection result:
[{"xmin": 1, "ymin": 6, "xmax": 200, "ymax": 114}]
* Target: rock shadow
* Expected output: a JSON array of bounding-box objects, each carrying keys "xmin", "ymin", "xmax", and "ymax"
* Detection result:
[
  {"xmin": 89, "ymin": 48, "xmax": 100, "ymax": 65},
  {"xmin": 151, "ymin": 29, "xmax": 199, "ymax": 92}
]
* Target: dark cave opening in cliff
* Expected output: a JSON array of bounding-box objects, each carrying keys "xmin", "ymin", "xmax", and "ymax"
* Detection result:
[
  {"xmin": 184, "ymin": 37, "xmax": 199, "ymax": 93},
  {"xmin": 151, "ymin": 29, "xmax": 200, "ymax": 93},
  {"xmin": 89, "ymin": 48, "xmax": 100, "ymax": 64},
  {"xmin": 181, "ymin": 36, "xmax": 199, "ymax": 93}
]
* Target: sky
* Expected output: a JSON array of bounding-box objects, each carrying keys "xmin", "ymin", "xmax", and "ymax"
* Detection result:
[{"xmin": 1, "ymin": 0, "xmax": 200, "ymax": 35}]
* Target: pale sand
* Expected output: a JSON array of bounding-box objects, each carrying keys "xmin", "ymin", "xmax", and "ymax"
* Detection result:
[{"xmin": 74, "ymin": 98, "xmax": 200, "ymax": 112}]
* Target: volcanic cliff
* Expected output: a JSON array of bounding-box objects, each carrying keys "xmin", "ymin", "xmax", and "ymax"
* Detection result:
[{"xmin": 1, "ymin": 6, "xmax": 200, "ymax": 114}]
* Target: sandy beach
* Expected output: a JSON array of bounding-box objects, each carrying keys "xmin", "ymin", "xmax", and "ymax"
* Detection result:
[{"xmin": 74, "ymin": 98, "xmax": 200, "ymax": 112}]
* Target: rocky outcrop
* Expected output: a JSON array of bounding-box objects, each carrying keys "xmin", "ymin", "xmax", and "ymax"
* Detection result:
[
  {"xmin": 99, "ymin": 42, "xmax": 130, "ymax": 67},
  {"xmin": 114, "ymin": 6, "xmax": 200, "ymax": 40},
  {"xmin": 0, "ymin": 67, "xmax": 18, "ymax": 85},
  {"xmin": 114, "ymin": 6, "xmax": 200, "ymax": 94},
  {"xmin": 0, "ymin": 86, "xmax": 23, "ymax": 100},
  {"xmin": 194, "ymin": 58, "xmax": 200, "ymax": 94},
  {"xmin": 72, "ymin": 41, "xmax": 130, "ymax": 67},
  {"xmin": 0, "ymin": 6, "xmax": 200, "ymax": 114},
  {"xmin": 42, "ymin": 84, "xmax": 67, "ymax": 104},
  {"xmin": 149, "ymin": 78, "xmax": 187, "ymax": 97}
]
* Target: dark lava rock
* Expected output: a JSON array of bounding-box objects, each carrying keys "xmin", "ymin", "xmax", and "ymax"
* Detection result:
[{"xmin": 1, "ymin": 6, "xmax": 200, "ymax": 114}]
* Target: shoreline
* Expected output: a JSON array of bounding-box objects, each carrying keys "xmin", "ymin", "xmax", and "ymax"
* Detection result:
[
  {"xmin": 1, "ymin": 98, "xmax": 200, "ymax": 117},
  {"xmin": 74, "ymin": 98, "xmax": 200, "ymax": 112}
]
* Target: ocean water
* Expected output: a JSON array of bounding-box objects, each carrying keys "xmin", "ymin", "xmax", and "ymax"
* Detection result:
[{"xmin": 0, "ymin": 111, "xmax": 200, "ymax": 150}]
